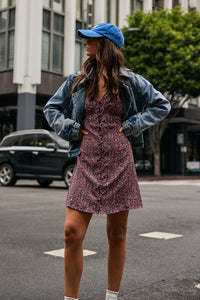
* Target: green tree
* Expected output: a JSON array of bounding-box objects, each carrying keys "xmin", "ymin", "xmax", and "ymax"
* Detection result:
[{"xmin": 122, "ymin": 6, "xmax": 200, "ymax": 176}]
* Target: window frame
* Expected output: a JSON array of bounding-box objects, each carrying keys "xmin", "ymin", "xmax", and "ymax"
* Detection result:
[
  {"xmin": 42, "ymin": 0, "xmax": 65, "ymax": 74},
  {"xmin": 153, "ymin": 0, "xmax": 163, "ymax": 11},
  {"xmin": 0, "ymin": 0, "xmax": 15, "ymax": 71},
  {"xmin": 130, "ymin": 0, "xmax": 143, "ymax": 12},
  {"xmin": 75, "ymin": 0, "xmax": 95, "ymax": 71},
  {"xmin": 105, "ymin": 0, "xmax": 119, "ymax": 25}
]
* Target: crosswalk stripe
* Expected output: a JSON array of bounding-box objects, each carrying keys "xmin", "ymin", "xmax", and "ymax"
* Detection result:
[
  {"xmin": 44, "ymin": 248, "xmax": 97, "ymax": 258},
  {"xmin": 195, "ymin": 284, "xmax": 200, "ymax": 289},
  {"xmin": 139, "ymin": 231, "xmax": 183, "ymax": 240}
]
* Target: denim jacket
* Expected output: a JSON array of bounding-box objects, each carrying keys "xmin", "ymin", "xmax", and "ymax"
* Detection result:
[{"xmin": 43, "ymin": 68, "xmax": 171, "ymax": 157}]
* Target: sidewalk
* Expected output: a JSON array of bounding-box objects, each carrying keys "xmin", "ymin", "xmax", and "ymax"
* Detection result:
[
  {"xmin": 138, "ymin": 175, "xmax": 200, "ymax": 181},
  {"xmin": 120, "ymin": 268, "xmax": 200, "ymax": 299}
]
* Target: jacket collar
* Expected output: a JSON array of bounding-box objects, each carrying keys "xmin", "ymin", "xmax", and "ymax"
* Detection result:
[{"xmin": 119, "ymin": 68, "xmax": 132, "ymax": 78}]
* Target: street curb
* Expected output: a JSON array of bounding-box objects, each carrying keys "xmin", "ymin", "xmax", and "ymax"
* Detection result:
[{"xmin": 138, "ymin": 176, "xmax": 200, "ymax": 181}]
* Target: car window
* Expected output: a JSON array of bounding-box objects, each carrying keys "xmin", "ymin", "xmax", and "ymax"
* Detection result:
[
  {"xmin": 0, "ymin": 135, "xmax": 20, "ymax": 147},
  {"xmin": 21, "ymin": 134, "xmax": 36, "ymax": 147},
  {"xmin": 36, "ymin": 134, "xmax": 54, "ymax": 147},
  {"xmin": 51, "ymin": 132, "xmax": 69, "ymax": 148}
]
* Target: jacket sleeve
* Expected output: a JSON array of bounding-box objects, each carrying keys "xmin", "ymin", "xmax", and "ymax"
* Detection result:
[
  {"xmin": 43, "ymin": 74, "xmax": 80, "ymax": 142},
  {"xmin": 122, "ymin": 73, "xmax": 171, "ymax": 137}
]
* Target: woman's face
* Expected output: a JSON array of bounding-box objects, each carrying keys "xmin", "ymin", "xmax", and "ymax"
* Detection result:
[{"xmin": 85, "ymin": 38, "xmax": 99, "ymax": 57}]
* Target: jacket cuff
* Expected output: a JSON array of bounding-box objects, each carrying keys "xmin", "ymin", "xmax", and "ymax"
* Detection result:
[
  {"xmin": 70, "ymin": 122, "xmax": 81, "ymax": 141},
  {"xmin": 122, "ymin": 116, "xmax": 140, "ymax": 137},
  {"xmin": 62, "ymin": 121, "xmax": 80, "ymax": 141}
]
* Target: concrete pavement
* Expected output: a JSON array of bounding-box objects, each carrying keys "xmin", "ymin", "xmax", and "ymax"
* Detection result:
[
  {"xmin": 120, "ymin": 268, "xmax": 200, "ymax": 299},
  {"xmin": 0, "ymin": 179, "xmax": 200, "ymax": 299}
]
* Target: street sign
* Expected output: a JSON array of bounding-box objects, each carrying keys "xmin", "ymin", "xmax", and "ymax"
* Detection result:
[
  {"xmin": 177, "ymin": 133, "xmax": 184, "ymax": 144},
  {"xmin": 186, "ymin": 161, "xmax": 200, "ymax": 170}
]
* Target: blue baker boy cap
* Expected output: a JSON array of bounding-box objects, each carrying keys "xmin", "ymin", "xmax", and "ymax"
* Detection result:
[{"xmin": 78, "ymin": 23, "xmax": 124, "ymax": 48}]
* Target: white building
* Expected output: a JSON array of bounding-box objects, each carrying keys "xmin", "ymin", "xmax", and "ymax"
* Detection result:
[{"xmin": 0, "ymin": 0, "xmax": 199, "ymax": 137}]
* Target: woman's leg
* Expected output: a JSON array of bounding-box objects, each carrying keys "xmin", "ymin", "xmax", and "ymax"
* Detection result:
[
  {"xmin": 106, "ymin": 210, "xmax": 129, "ymax": 292},
  {"xmin": 64, "ymin": 207, "xmax": 92, "ymax": 298}
]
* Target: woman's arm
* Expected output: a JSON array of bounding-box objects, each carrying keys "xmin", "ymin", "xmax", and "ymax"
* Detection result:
[
  {"xmin": 122, "ymin": 73, "xmax": 171, "ymax": 137},
  {"xmin": 43, "ymin": 74, "xmax": 81, "ymax": 142}
]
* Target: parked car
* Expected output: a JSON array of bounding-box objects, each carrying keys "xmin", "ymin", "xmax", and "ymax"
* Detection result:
[
  {"xmin": 0, "ymin": 129, "xmax": 76, "ymax": 187},
  {"xmin": 134, "ymin": 160, "xmax": 152, "ymax": 171}
]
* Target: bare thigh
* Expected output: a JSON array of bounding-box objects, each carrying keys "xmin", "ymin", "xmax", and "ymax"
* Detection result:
[{"xmin": 107, "ymin": 210, "xmax": 129, "ymax": 240}]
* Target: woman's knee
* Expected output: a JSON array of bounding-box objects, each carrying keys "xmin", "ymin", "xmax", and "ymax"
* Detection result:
[
  {"xmin": 107, "ymin": 225, "xmax": 127, "ymax": 244},
  {"xmin": 64, "ymin": 222, "xmax": 84, "ymax": 250}
]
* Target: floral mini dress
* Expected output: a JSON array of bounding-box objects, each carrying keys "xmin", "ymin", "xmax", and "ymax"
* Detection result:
[{"xmin": 66, "ymin": 92, "xmax": 142, "ymax": 214}]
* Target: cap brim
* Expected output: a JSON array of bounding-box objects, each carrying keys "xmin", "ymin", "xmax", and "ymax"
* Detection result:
[{"xmin": 78, "ymin": 29, "xmax": 102, "ymax": 39}]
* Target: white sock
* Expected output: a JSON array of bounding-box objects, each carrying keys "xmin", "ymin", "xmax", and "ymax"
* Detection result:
[
  {"xmin": 105, "ymin": 289, "xmax": 119, "ymax": 300},
  {"xmin": 64, "ymin": 297, "xmax": 79, "ymax": 300}
]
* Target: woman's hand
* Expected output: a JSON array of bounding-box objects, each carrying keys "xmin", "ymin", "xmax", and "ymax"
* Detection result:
[
  {"xmin": 79, "ymin": 128, "xmax": 89, "ymax": 140},
  {"xmin": 119, "ymin": 127, "xmax": 124, "ymax": 132}
]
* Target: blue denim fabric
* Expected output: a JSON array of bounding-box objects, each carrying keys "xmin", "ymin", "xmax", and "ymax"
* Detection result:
[{"xmin": 43, "ymin": 68, "xmax": 171, "ymax": 157}]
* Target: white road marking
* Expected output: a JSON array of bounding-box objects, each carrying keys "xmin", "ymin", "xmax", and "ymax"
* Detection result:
[
  {"xmin": 140, "ymin": 180, "xmax": 200, "ymax": 186},
  {"xmin": 195, "ymin": 284, "xmax": 200, "ymax": 289},
  {"xmin": 44, "ymin": 248, "xmax": 97, "ymax": 258},
  {"xmin": 139, "ymin": 231, "xmax": 183, "ymax": 240}
]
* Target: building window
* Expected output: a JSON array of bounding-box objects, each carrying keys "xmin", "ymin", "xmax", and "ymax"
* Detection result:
[
  {"xmin": 130, "ymin": 0, "xmax": 143, "ymax": 12},
  {"xmin": 153, "ymin": 0, "xmax": 164, "ymax": 10},
  {"xmin": 189, "ymin": 98, "xmax": 198, "ymax": 106},
  {"xmin": 0, "ymin": 0, "xmax": 15, "ymax": 71},
  {"xmin": 130, "ymin": 0, "xmax": 134, "ymax": 12},
  {"xmin": 105, "ymin": 0, "xmax": 119, "ymax": 25},
  {"xmin": 42, "ymin": 0, "xmax": 64, "ymax": 74},
  {"xmin": 75, "ymin": 0, "xmax": 94, "ymax": 71},
  {"xmin": 136, "ymin": 0, "xmax": 143, "ymax": 10}
]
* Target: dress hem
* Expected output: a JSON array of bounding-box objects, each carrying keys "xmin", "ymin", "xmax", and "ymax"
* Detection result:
[{"xmin": 66, "ymin": 203, "xmax": 143, "ymax": 215}]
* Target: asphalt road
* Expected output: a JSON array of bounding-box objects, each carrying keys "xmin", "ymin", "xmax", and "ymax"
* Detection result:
[{"xmin": 0, "ymin": 179, "xmax": 200, "ymax": 300}]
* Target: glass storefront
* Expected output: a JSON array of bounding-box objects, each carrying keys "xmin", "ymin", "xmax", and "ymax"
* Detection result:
[
  {"xmin": 0, "ymin": 94, "xmax": 17, "ymax": 141},
  {"xmin": 133, "ymin": 130, "xmax": 154, "ymax": 175}
]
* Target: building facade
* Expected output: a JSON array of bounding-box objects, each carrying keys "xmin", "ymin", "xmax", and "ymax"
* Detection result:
[{"xmin": 0, "ymin": 0, "xmax": 200, "ymax": 174}]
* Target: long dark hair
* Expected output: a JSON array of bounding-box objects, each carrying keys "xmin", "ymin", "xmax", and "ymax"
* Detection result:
[{"xmin": 71, "ymin": 37, "xmax": 125, "ymax": 100}]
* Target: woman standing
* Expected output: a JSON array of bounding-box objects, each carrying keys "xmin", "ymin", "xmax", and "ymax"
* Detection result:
[{"xmin": 44, "ymin": 23, "xmax": 170, "ymax": 300}]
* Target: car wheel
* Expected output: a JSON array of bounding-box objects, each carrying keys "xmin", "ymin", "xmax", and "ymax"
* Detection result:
[
  {"xmin": 64, "ymin": 164, "xmax": 75, "ymax": 188},
  {"xmin": 0, "ymin": 163, "xmax": 16, "ymax": 186},
  {"xmin": 37, "ymin": 179, "xmax": 53, "ymax": 187}
]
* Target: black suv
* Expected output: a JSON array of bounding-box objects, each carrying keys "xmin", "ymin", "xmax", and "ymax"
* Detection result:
[{"xmin": 0, "ymin": 129, "xmax": 76, "ymax": 187}]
